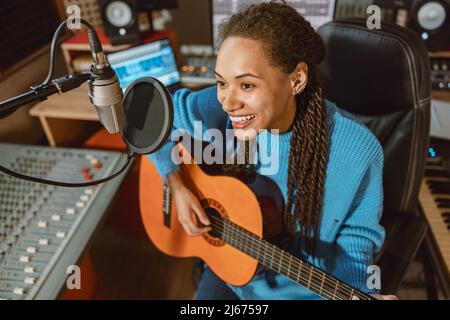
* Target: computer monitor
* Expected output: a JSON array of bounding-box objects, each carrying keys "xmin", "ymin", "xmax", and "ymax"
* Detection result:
[
  {"xmin": 107, "ymin": 39, "xmax": 181, "ymax": 92},
  {"xmin": 211, "ymin": 0, "xmax": 337, "ymax": 50}
]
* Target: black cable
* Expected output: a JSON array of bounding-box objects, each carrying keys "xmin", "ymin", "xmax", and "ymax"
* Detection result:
[
  {"xmin": 0, "ymin": 152, "xmax": 135, "ymax": 188},
  {"xmin": 40, "ymin": 20, "xmax": 68, "ymax": 87},
  {"xmin": 40, "ymin": 19, "xmax": 98, "ymax": 87}
]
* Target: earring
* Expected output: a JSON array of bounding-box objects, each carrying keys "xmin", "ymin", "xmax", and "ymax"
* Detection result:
[
  {"xmin": 295, "ymin": 86, "xmax": 305, "ymax": 95},
  {"xmin": 293, "ymin": 78, "xmax": 304, "ymax": 95}
]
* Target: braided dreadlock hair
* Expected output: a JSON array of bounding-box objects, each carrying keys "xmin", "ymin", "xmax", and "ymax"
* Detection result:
[{"xmin": 219, "ymin": 0, "xmax": 329, "ymax": 255}]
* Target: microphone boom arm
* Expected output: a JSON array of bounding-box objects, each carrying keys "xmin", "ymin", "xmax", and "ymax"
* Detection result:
[{"xmin": 0, "ymin": 72, "xmax": 91, "ymax": 119}]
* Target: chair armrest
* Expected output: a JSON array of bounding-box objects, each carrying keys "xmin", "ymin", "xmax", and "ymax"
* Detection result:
[{"xmin": 374, "ymin": 208, "xmax": 428, "ymax": 294}]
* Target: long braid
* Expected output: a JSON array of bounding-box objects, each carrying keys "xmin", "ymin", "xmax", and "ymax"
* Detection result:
[{"xmin": 291, "ymin": 82, "xmax": 329, "ymax": 254}]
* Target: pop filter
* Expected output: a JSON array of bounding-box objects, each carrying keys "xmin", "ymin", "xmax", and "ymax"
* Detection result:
[{"xmin": 121, "ymin": 77, "xmax": 174, "ymax": 154}]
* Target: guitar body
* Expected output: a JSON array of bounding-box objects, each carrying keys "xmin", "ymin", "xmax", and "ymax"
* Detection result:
[{"xmin": 139, "ymin": 144, "xmax": 285, "ymax": 286}]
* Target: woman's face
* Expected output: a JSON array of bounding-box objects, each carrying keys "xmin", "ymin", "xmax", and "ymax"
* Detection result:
[{"xmin": 215, "ymin": 36, "xmax": 307, "ymax": 139}]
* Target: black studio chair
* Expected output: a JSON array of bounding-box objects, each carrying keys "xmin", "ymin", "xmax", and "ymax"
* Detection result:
[{"xmin": 317, "ymin": 18, "xmax": 431, "ymax": 295}]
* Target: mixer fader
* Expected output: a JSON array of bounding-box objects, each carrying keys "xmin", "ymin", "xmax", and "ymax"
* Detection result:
[{"xmin": 0, "ymin": 143, "xmax": 129, "ymax": 299}]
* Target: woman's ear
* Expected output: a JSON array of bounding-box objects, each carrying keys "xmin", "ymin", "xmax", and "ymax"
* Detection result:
[{"xmin": 290, "ymin": 62, "xmax": 308, "ymax": 95}]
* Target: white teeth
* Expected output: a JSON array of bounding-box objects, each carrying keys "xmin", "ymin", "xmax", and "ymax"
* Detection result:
[{"xmin": 230, "ymin": 114, "xmax": 256, "ymax": 122}]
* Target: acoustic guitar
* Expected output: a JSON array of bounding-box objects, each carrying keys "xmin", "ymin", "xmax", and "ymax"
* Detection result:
[{"xmin": 139, "ymin": 143, "xmax": 375, "ymax": 300}]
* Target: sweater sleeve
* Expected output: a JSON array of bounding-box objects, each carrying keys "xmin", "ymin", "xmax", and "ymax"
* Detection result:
[
  {"xmin": 147, "ymin": 85, "xmax": 227, "ymax": 180},
  {"xmin": 332, "ymin": 138, "xmax": 386, "ymax": 295}
]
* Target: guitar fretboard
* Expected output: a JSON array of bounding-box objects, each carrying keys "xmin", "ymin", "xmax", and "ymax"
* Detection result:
[{"xmin": 208, "ymin": 213, "xmax": 373, "ymax": 300}]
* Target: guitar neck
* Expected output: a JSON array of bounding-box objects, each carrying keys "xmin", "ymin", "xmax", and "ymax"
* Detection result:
[{"xmin": 210, "ymin": 214, "xmax": 374, "ymax": 300}]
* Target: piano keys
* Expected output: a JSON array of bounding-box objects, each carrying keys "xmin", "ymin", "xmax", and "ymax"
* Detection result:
[{"xmin": 419, "ymin": 155, "xmax": 450, "ymax": 290}]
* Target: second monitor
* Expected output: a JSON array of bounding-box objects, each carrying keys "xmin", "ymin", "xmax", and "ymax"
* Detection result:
[{"xmin": 107, "ymin": 39, "xmax": 182, "ymax": 93}]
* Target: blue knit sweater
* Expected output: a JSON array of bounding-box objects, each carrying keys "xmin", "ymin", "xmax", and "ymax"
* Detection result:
[{"xmin": 148, "ymin": 86, "xmax": 385, "ymax": 300}]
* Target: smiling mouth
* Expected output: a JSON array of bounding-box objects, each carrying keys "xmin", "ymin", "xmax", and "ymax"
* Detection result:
[
  {"xmin": 229, "ymin": 114, "xmax": 256, "ymax": 122},
  {"xmin": 229, "ymin": 114, "xmax": 257, "ymax": 128}
]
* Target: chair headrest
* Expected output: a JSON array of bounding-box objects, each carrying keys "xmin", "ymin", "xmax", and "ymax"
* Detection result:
[{"xmin": 317, "ymin": 18, "xmax": 431, "ymax": 116}]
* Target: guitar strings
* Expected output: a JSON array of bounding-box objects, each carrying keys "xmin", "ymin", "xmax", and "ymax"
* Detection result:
[
  {"xmin": 208, "ymin": 215, "xmax": 352, "ymax": 300},
  {"xmin": 209, "ymin": 215, "xmax": 367, "ymax": 300},
  {"xmin": 207, "ymin": 214, "xmax": 371, "ymax": 300},
  {"xmin": 220, "ymin": 214, "xmax": 372, "ymax": 300}
]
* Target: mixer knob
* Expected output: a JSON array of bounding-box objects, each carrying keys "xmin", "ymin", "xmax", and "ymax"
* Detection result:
[
  {"xmin": 56, "ymin": 231, "xmax": 66, "ymax": 239},
  {"xmin": 93, "ymin": 162, "xmax": 102, "ymax": 170},
  {"xmin": 24, "ymin": 266, "xmax": 35, "ymax": 273},
  {"xmin": 24, "ymin": 277, "xmax": 35, "ymax": 285},
  {"xmin": 26, "ymin": 246, "xmax": 36, "ymax": 254},
  {"xmin": 76, "ymin": 201, "xmax": 84, "ymax": 208},
  {"xmin": 38, "ymin": 221, "xmax": 47, "ymax": 228},
  {"xmin": 13, "ymin": 287, "xmax": 25, "ymax": 295}
]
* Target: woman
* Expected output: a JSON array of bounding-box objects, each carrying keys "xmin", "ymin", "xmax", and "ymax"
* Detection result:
[{"xmin": 149, "ymin": 1, "xmax": 397, "ymax": 300}]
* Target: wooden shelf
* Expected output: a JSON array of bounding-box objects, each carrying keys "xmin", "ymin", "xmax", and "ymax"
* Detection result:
[
  {"xmin": 432, "ymin": 91, "xmax": 450, "ymax": 103},
  {"xmin": 429, "ymin": 51, "xmax": 450, "ymax": 58}
]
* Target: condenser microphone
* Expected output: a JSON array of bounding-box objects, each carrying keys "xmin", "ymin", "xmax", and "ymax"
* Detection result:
[
  {"xmin": 86, "ymin": 29, "xmax": 124, "ymax": 134},
  {"xmin": 88, "ymin": 63, "xmax": 124, "ymax": 134}
]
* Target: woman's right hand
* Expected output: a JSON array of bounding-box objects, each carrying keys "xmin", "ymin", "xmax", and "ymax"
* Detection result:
[{"xmin": 167, "ymin": 171, "xmax": 211, "ymax": 236}]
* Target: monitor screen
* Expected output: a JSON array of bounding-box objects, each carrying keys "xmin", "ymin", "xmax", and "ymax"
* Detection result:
[
  {"xmin": 107, "ymin": 39, "xmax": 181, "ymax": 91},
  {"xmin": 211, "ymin": 0, "xmax": 336, "ymax": 50}
]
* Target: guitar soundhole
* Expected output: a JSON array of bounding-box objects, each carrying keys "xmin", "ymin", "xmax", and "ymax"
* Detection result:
[
  {"xmin": 204, "ymin": 207, "xmax": 223, "ymax": 238},
  {"xmin": 200, "ymin": 199, "xmax": 227, "ymax": 247}
]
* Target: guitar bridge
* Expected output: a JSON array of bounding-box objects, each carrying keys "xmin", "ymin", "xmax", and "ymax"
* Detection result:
[{"xmin": 163, "ymin": 183, "xmax": 172, "ymax": 228}]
